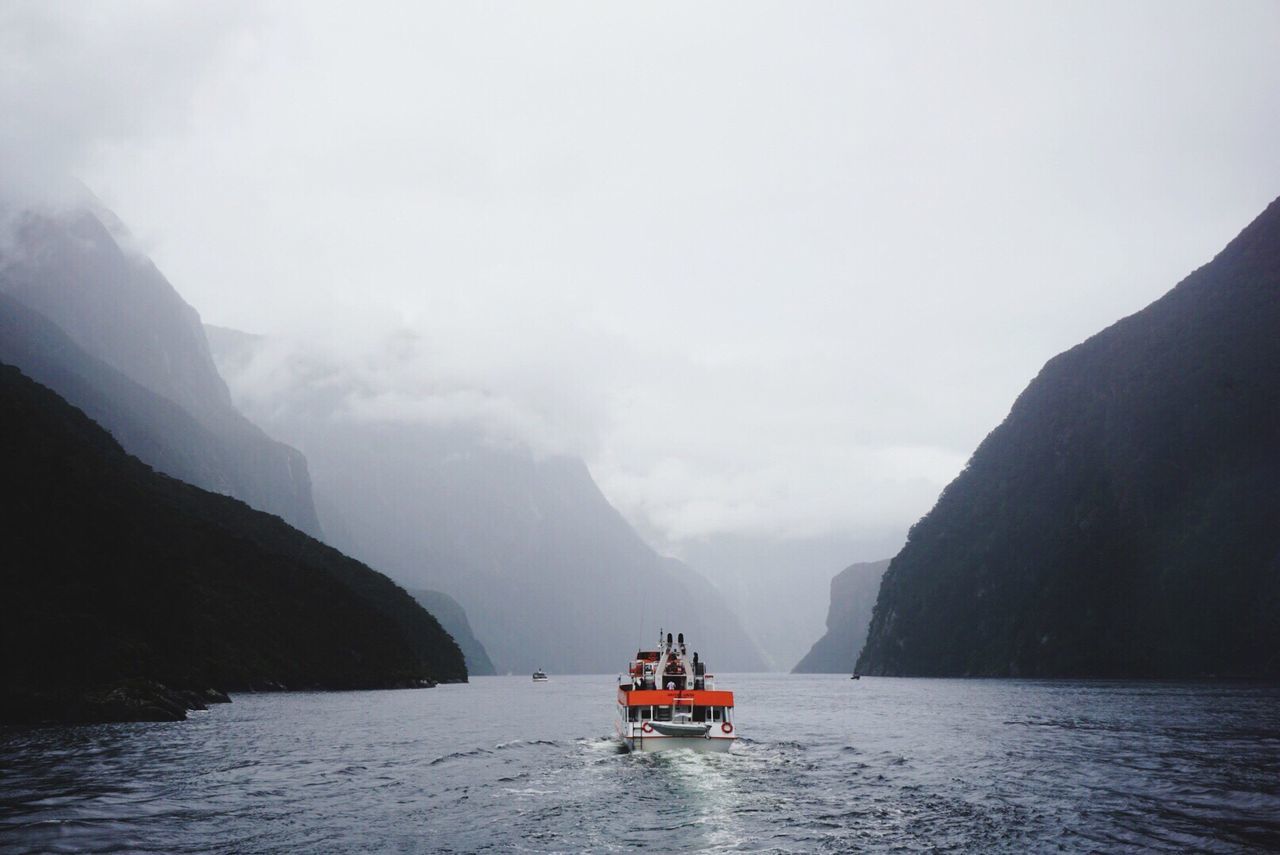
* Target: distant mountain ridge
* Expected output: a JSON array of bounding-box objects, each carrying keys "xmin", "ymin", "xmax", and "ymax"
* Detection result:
[
  {"xmin": 793, "ymin": 559, "xmax": 889, "ymax": 674},
  {"xmin": 411, "ymin": 590, "xmax": 496, "ymax": 676},
  {"xmin": 0, "ymin": 362, "xmax": 466, "ymax": 724},
  {"xmin": 206, "ymin": 326, "xmax": 767, "ymax": 674},
  {"xmin": 678, "ymin": 534, "xmax": 889, "ymax": 671},
  {"xmin": 0, "ymin": 205, "xmax": 322, "ymax": 536},
  {"xmin": 858, "ymin": 196, "xmax": 1280, "ymax": 678}
]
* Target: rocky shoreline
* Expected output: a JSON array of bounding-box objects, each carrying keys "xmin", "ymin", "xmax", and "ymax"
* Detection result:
[
  {"xmin": 0, "ymin": 677, "xmax": 455, "ymax": 727},
  {"xmin": 2, "ymin": 681, "xmax": 232, "ymax": 725}
]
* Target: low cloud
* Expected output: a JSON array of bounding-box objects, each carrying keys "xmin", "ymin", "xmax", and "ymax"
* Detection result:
[
  {"xmin": 217, "ymin": 311, "xmax": 628, "ymax": 460},
  {"xmin": 0, "ymin": 1, "xmax": 258, "ymax": 245},
  {"xmin": 9, "ymin": 3, "xmax": 1280, "ymax": 553},
  {"xmin": 219, "ymin": 311, "xmax": 970, "ymax": 543}
]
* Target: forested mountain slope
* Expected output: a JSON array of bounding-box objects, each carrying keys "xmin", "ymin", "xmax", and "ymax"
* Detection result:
[
  {"xmin": 1, "ymin": 364, "xmax": 466, "ymax": 724},
  {"xmin": 859, "ymin": 197, "xmax": 1280, "ymax": 678}
]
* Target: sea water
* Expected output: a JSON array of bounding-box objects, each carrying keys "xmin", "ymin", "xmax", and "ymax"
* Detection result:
[{"xmin": 2, "ymin": 674, "xmax": 1277, "ymax": 852}]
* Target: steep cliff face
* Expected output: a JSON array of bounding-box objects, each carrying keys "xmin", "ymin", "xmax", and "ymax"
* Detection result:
[
  {"xmin": 207, "ymin": 327, "xmax": 767, "ymax": 674},
  {"xmin": 1, "ymin": 206, "xmax": 231, "ymax": 419},
  {"xmin": 793, "ymin": 559, "xmax": 890, "ymax": 673},
  {"xmin": 858, "ymin": 197, "xmax": 1280, "ymax": 678},
  {"xmin": 0, "ymin": 363, "xmax": 466, "ymax": 724},
  {"xmin": 0, "ymin": 205, "xmax": 322, "ymax": 536}
]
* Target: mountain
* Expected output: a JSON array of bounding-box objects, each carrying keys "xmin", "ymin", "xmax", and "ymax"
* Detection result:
[
  {"xmin": 793, "ymin": 559, "xmax": 890, "ymax": 673},
  {"xmin": 0, "ymin": 204, "xmax": 322, "ymax": 536},
  {"xmin": 677, "ymin": 534, "xmax": 900, "ymax": 671},
  {"xmin": 858, "ymin": 196, "xmax": 1280, "ymax": 678},
  {"xmin": 411, "ymin": 590, "xmax": 496, "ymax": 676},
  {"xmin": 0, "ymin": 362, "xmax": 467, "ymax": 724},
  {"xmin": 0, "ymin": 294, "xmax": 308, "ymax": 519},
  {"xmin": 206, "ymin": 326, "xmax": 767, "ymax": 674}
]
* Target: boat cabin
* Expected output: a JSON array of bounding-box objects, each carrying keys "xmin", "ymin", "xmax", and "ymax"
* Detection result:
[{"xmin": 622, "ymin": 702, "xmax": 733, "ymax": 724}]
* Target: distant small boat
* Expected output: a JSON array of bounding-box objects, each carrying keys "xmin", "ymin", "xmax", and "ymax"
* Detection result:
[
  {"xmin": 532, "ymin": 669, "xmax": 549, "ymax": 682},
  {"xmin": 850, "ymin": 673, "xmax": 861, "ymax": 680}
]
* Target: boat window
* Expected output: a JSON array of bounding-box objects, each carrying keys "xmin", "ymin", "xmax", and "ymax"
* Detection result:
[
  {"xmin": 628, "ymin": 707, "xmax": 639, "ymax": 722},
  {"xmin": 654, "ymin": 705, "xmax": 672, "ymax": 722},
  {"xmin": 639, "ymin": 706, "xmax": 651, "ymax": 720},
  {"xmin": 712, "ymin": 707, "xmax": 722, "ymax": 722},
  {"xmin": 692, "ymin": 706, "xmax": 707, "ymax": 722}
]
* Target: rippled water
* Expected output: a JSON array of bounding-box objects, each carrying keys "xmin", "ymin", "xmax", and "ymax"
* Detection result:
[{"xmin": 2, "ymin": 675, "xmax": 1278, "ymax": 853}]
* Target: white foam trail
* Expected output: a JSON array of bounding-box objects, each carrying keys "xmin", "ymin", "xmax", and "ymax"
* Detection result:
[{"xmin": 660, "ymin": 751, "xmax": 747, "ymax": 851}]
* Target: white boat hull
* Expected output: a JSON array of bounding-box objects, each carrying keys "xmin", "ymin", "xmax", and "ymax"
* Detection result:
[
  {"xmin": 615, "ymin": 721, "xmax": 735, "ymax": 753},
  {"xmin": 625, "ymin": 735, "xmax": 734, "ymax": 753}
]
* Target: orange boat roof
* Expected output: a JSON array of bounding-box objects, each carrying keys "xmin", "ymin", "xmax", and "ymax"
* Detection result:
[{"xmin": 618, "ymin": 688, "xmax": 733, "ymax": 706}]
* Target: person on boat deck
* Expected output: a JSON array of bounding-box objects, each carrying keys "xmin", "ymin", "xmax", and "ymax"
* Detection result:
[{"xmin": 667, "ymin": 681, "xmax": 675, "ymax": 690}]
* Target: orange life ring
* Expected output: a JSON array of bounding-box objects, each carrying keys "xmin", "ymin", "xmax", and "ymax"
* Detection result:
[
  {"xmin": 721, "ymin": 722, "xmax": 733, "ymax": 734},
  {"xmin": 642, "ymin": 722, "xmax": 654, "ymax": 734}
]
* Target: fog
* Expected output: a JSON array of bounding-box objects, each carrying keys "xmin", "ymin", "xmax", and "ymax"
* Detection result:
[{"xmin": 5, "ymin": 2, "xmax": 1280, "ymax": 661}]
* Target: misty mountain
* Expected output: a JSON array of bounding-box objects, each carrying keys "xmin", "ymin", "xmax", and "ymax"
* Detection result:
[
  {"xmin": 0, "ymin": 293, "xmax": 315, "ymax": 525},
  {"xmin": 858, "ymin": 196, "xmax": 1280, "ymax": 678},
  {"xmin": 0, "ymin": 362, "xmax": 466, "ymax": 724},
  {"xmin": 206, "ymin": 326, "xmax": 767, "ymax": 674},
  {"xmin": 676, "ymin": 534, "xmax": 900, "ymax": 671},
  {"xmin": 793, "ymin": 559, "xmax": 890, "ymax": 674},
  {"xmin": 411, "ymin": 590, "xmax": 496, "ymax": 676},
  {"xmin": 0, "ymin": 204, "xmax": 322, "ymax": 536}
]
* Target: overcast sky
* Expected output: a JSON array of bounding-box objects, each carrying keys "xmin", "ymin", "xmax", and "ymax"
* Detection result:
[{"xmin": 5, "ymin": 1, "xmax": 1280, "ymax": 556}]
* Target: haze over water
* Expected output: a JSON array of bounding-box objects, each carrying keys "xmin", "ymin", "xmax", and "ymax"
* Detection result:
[{"xmin": 3, "ymin": 675, "xmax": 1277, "ymax": 853}]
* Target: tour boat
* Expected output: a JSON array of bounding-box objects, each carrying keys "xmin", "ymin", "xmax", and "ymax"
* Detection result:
[
  {"xmin": 615, "ymin": 630, "xmax": 736, "ymax": 753},
  {"xmin": 532, "ymin": 669, "xmax": 549, "ymax": 682}
]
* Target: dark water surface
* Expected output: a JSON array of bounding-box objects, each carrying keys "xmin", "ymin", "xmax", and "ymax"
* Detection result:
[{"xmin": 2, "ymin": 675, "xmax": 1278, "ymax": 853}]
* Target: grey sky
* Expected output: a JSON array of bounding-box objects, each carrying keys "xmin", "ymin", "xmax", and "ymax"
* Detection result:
[{"xmin": 5, "ymin": 1, "xmax": 1280, "ymax": 554}]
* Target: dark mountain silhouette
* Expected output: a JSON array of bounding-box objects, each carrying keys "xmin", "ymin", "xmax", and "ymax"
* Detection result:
[
  {"xmin": 411, "ymin": 590, "xmax": 496, "ymax": 676},
  {"xmin": 0, "ymin": 204, "xmax": 322, "ymax": 536},
  {"xmin": 0, "ymin": 363, "xmax": 466, "ymax": 724},
  {"xmin": 793, "ymin": 559, "xmax": 890, "ymax": 673},
  {"xmin": 858, "ymin": 196, "xmax": 1280, "ymax": 678},
  {"xmin": 0, "ymin": 294, "xmax": 316, "ymax": 527},
  {"xmin": 206, "ymin": 326, "xmax": 767, "ymax": 674}
]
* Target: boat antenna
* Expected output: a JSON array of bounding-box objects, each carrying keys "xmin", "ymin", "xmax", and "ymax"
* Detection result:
[{"xmin": 636, "ymin": 602, "xmax": 647, "ymax": 653}]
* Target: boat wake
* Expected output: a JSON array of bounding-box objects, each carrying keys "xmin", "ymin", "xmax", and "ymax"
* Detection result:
[{"xmin": 649, "ymin": 746, "xmax": 749, "ymax": 850}]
